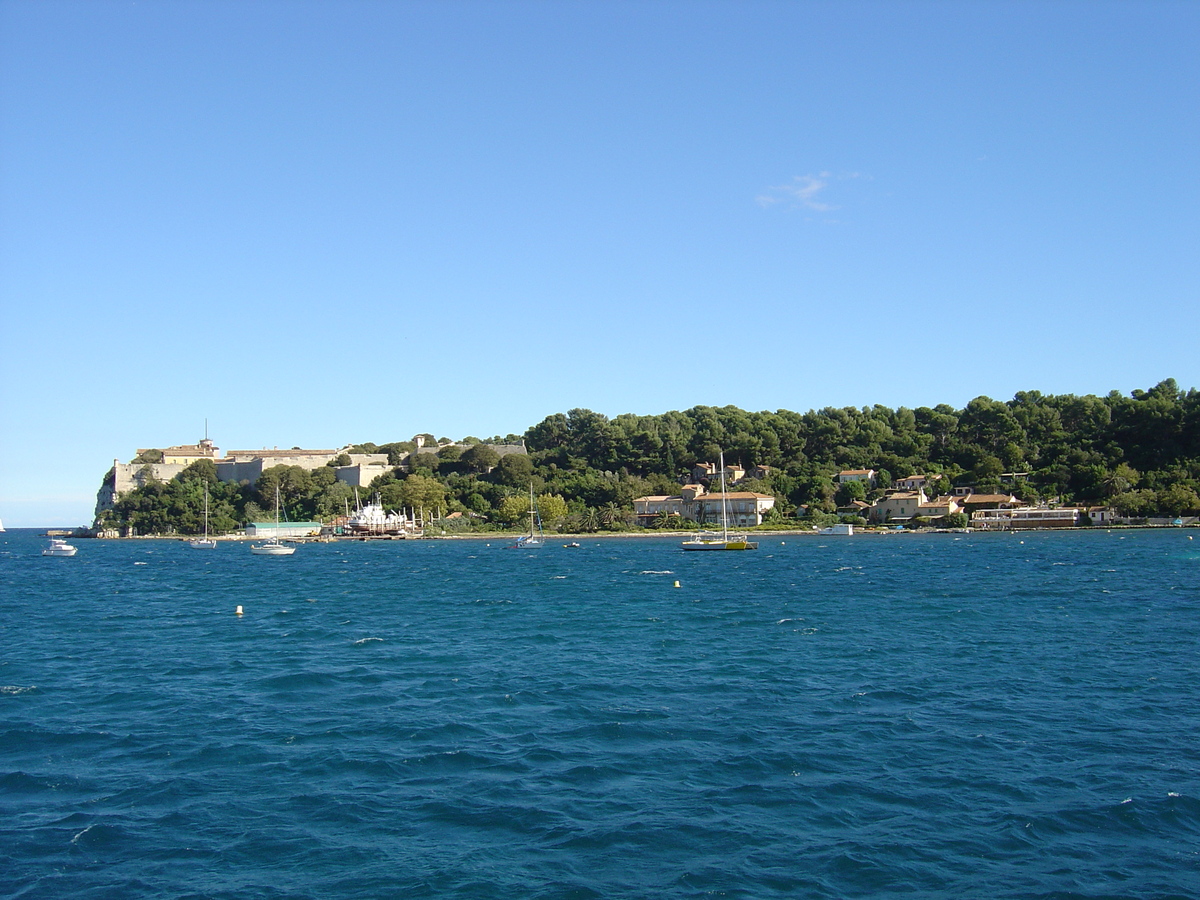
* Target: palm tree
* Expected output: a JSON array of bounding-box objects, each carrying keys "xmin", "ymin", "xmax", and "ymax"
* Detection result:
[{"xmin": 599, "ymin": 502, "xmax": 621, "ymax": 530}]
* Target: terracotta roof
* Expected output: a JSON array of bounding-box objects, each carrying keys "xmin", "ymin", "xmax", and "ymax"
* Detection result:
[{"xmin": 839, "ymin": 469, "xmax": 874, "ymax": 475}]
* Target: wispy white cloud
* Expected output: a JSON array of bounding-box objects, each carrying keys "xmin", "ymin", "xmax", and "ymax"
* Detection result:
[{"xmin": 757, "ymin": 171, "xmax": 867, "ymax": 212}]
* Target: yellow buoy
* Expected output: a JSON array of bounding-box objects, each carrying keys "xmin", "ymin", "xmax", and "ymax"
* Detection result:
[{"xmin": 673, "ymin": 580, "xmax": 680, "ymax": 588}]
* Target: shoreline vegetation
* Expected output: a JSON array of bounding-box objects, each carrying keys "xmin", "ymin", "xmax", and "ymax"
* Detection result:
[{"xmin": 93, "ymin": 379, "xmax": 1200, "ymax": 538}]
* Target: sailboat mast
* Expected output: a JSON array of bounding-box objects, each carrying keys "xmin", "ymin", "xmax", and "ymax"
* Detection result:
[{"xmin": 719, "ymin": 451, "xmax": 729, "ymax": 541}]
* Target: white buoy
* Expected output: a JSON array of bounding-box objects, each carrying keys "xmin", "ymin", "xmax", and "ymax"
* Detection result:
[
  {"xmin": 673, "ymin": 580, "xmax": 680, "ymax": 588},
  {"xmin": 235, "ymin": 605, "xmax": 243, "ymax": 616}
]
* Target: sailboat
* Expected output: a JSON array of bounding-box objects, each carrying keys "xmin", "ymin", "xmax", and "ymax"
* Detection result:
[
  {"xmin": 514, "ymin": 482, "xmax": 544, "ymax": 548},
  {"xmin": 188, "ymin": 485, "xmax": 217, "ymax": 549},
  {"xmin": 251, "ymin": 485, "xmax": 296, "ymax": 556},
  {"xmin": 681, "ymin": 451, "xmax": 759, "ymax": 551}
]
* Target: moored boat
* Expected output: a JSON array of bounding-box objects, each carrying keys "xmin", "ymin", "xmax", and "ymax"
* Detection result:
[
  {"xmin": 512, "ymin": 482, "xmax": 544, "ymax": 548},
  {"xmin": 43, "ymin": 539, "xmax": 77, "ymax": 557},
  {"xmin": 251, "ymin": 486, "xmax": 296, "ymax": 556},
  {"xmin": 682, "ymin": 451, "xmax": 758, "ymax": 551},
  {"xmin": 250, "ymin": 539, "xmax": 295, "ymax": 556},
  {"xmin": 346, "ymin": 492, "xmax": 414, "ymax": 535},
  {"xmin": 189, "ymin": 485, "xmax": 217, "ymax": 549},
  {"xmin": 818, "ymin": 523, "xmax": 854, "ymax": 536},
  {"xmin": 681, "ymin": 532, "xmax": 758, "ymax": 551}
]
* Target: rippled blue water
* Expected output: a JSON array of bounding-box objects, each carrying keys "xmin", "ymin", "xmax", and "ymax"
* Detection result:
[{"xmin": 2, "ymin": 527, "xmax": 1199, "ymax": 899}]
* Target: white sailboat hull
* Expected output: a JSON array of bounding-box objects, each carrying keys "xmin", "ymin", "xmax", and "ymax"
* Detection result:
[{"xmin": 250, "ymin": 541, "xmax": 295, "ymax": 556}]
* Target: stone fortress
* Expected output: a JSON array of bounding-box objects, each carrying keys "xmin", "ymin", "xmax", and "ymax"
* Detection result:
[{"xmin": 94, "ymin": 434, "xmax": 527, "ymax": 523}]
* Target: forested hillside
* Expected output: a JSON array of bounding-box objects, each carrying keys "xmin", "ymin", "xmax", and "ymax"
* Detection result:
[{"xmin": 100, "ymin": 379, "xmax": 1200, "ymax": 535}]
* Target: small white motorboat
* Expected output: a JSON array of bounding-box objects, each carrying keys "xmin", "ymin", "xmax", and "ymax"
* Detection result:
[
  {"xmin": 818, "ymin": 523, "xmax": 854, "ymax": 536},
  {"xmin": 43, "ymin": 539, "xmax": 77, "ymax": 557}
]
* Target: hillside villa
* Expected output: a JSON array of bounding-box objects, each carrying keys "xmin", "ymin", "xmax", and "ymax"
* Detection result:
[{"xmin": 634, "ymin": 483, "xmax": 776, "ymax": 527}]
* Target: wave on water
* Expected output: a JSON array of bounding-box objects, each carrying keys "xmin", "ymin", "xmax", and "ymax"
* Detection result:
[
  {"xmin": 353, "ymin": 637, "xmax": 384, "ymax": 645},
  {"xmin": 639, "ymin": 570, "xmax": 674, "ymax": 575},
  {"xmin": 1, "ymin": 685, "xmax": 37, "ymax": 695}
]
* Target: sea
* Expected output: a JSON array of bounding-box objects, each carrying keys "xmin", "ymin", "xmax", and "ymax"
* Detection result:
[{"xmin": 2, "ymin": 527, "xmax": 1199, "ymax": 899}]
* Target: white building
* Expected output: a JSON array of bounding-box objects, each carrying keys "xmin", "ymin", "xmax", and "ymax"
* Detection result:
[{"xmin": 837, "ymin": 469, "xmax": 877, "ymax": 487}]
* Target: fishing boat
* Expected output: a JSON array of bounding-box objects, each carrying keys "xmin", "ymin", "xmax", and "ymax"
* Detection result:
[
  {"xmin": 43, "ymin": 538, "xmax": 77, "ymax": 557},
  {"xmin": 251, "ymin": 486, "xmax": 296, "ymax": 556},
  {"xmin": 682, "ymin": 452, "xmax": 758, "ymax": 551},
  {"xmin": 188, "ymin": 485, "xmax": 217, "ymax": 549},
  {"xmin": 514, "ymin": 482, "xmax": 544, "ymax": 548}
]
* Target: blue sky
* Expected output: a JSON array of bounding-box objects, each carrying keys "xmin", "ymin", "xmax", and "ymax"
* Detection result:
[{"xmin": 1, "ymin": 0, "xmax": 1197, "ymax": 527}]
